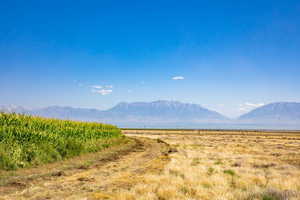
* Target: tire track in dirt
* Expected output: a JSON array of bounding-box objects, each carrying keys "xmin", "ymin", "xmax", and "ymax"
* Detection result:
[{"xmin": 0, "ymin": 137, "xmax": 172, "ymax": 200}]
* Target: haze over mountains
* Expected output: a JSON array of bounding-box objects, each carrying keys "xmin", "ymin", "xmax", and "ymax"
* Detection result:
[
  {"xmin": 1, "ymin": 101, "xmax": 300, "ymax": 130},
  {"xmin": 238, "ymin": 102, "xmax": 300, "ymax": 123},
  {"xmin": 106, "ymin": 101, "xmax": 227, "ymax": 121}
]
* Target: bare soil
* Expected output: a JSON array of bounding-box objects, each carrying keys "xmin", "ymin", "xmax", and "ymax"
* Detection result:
[
  {"xmin": 2, "ymin": 130, "xmax": 300, "ymax": 200},
  {"xmin": 0, "ymin": 137, "xmax": 171, "ymax": 200}
]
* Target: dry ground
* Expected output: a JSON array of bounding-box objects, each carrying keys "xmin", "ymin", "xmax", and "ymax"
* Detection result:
[
  {"xmin": 122, "ymin": 131, "xmax": 300, "ymax": 200},
  {"xmin": 1, "ymin": 130, "xmax": 300, "ymax": 200},
  {"xmin": 0, "ymin": 137, "xmax": 171, "ymax": 200}
]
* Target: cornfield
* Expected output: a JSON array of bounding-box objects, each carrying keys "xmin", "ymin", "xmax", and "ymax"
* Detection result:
[{"xmin": 0, "ymin": 112, "xmax": 123, "ymax": 170}]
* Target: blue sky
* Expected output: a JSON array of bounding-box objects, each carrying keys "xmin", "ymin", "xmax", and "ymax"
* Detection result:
[{"xmin": 1, "ymin": 0, "xmax": 300, "ymax": 117}]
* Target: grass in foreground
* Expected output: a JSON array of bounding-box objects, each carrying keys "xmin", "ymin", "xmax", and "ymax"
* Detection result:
[
  {"xmin": 116, "ymin": 132, "xmax": 300, "ymax": 200},
  {"xmin": 0, "ymin": 113, "xmax": 123, "ymax": 170}
]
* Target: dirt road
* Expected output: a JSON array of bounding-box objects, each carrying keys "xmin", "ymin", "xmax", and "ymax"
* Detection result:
[
  {"xmin": 0, "ymin": 137, "xmax": 171, "ymax": 200},
  {"xmin": 2, "ymin": 131, "xmax": 299, "ymax": 200}
]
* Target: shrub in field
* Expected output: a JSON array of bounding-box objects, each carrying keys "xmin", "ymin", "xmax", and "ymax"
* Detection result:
[
  {"xmin": 0, "ymin": 113, "xmax": 123, "ymax": 170},
  {"xmin": 223, "ymin": 169, "xmax": 236, "ymax": 187}
]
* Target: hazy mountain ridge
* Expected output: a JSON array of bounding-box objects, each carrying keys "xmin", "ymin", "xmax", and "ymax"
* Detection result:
[
  {"xmin": 0, "ymin": 101, "xmax": 228, "ymax": 123},
  {"xmin": 0, "ymin": 105, "xmax": 27, "ymax": 113},
  {"xmin": 1, "ymin": 101, "xmax": 300, "ymax": 129},
  {"xmin": 31, "ymin": 106, "xmax": 103, "ymax": 121},
  {"xmin": 238, "ymin": 102, "xmax": 300, "ymax": 124},
  {"xmin": 106, "ymin": 101, "xmax": 227, "ymax": 121}
]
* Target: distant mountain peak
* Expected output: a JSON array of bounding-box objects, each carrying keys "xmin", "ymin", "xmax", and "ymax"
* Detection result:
[
  {"xmin": 107, "ymin": 100, "xmax": 227, "ymax": 121},
  {"xmin": 239, "ymin": 102, "xmax": 300, "ymax": 123},
  {"xmin": 0, "ymin": 105, "xmax": 28, "ymax": 113},
  {"xmin": 3, "ymin": 101, "xmax": 299, "ymax": 129}
]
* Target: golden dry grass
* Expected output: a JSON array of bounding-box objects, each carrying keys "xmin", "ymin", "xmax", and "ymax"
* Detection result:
[
  {"xmin": 1, "ymin": 130, "xmax": 300, "ymax": 200},
  {"xmin": 0, "ymin": 137, "xmax": 171, "ymax": 200},
  {"xmin": 116, "ymin": 131, "xmax": 300, "ymax": 200}
]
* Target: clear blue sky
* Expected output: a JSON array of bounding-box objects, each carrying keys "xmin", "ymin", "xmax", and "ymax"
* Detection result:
[{"xmin": 1, "ymin": 0, "xmax": 300, "ymax": 117}]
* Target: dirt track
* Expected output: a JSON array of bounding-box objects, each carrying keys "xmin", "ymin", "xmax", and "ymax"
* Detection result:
[
  {"xmin": 0, "ymin": 137, "xmax": 171, "ymax": 200},
  {"xmin": 1, "ymin": 131, "xmax": 300, "ymax": 200}
]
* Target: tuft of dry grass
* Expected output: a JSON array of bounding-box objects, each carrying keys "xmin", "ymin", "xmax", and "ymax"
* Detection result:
[
  {"xmin": 119, "ymin": 131, "xmax": 300, "ymax": 200},
  {"xmin": 1, "ymin": 130, "xmax": 300, "ymax": 200}
]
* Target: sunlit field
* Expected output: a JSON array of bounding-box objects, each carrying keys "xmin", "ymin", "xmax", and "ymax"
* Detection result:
[
  {"xmin": 120, "ymin": 130, "xmax": 300, "ymax": 200},
  {"xmin": 1, "ymin": 128, "xmax": 300, "ymax": 200}
]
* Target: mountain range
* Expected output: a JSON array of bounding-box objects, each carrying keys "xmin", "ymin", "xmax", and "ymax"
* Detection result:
[
  {"xmin": 238, "ymin": 102, "xmax": 300, "ymax": 123},
  {"xmin": 1, "ymin": 101, "xmax": 300, "ymax": 129}
]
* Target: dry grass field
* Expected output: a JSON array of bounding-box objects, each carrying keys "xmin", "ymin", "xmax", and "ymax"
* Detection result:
[
  {"xmin": 0, "ymin": 137, "xmax": 171, "ymax": 200},
  {"xmin": 1, "ymin": 130, "xmax": 300, "ymax": 200},
  {"xmin": 120, "ymin": 130, "xmax": 300, "ymax": 200}
]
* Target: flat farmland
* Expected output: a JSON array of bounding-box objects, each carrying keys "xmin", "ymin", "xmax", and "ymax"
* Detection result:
[
  {"xmin": 122, "ymin": 129, "xmax": 300, "ymax": 200},
  {"xmin": 1, "ymin": 128, "xmax": 300, "ymax": 200}
]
